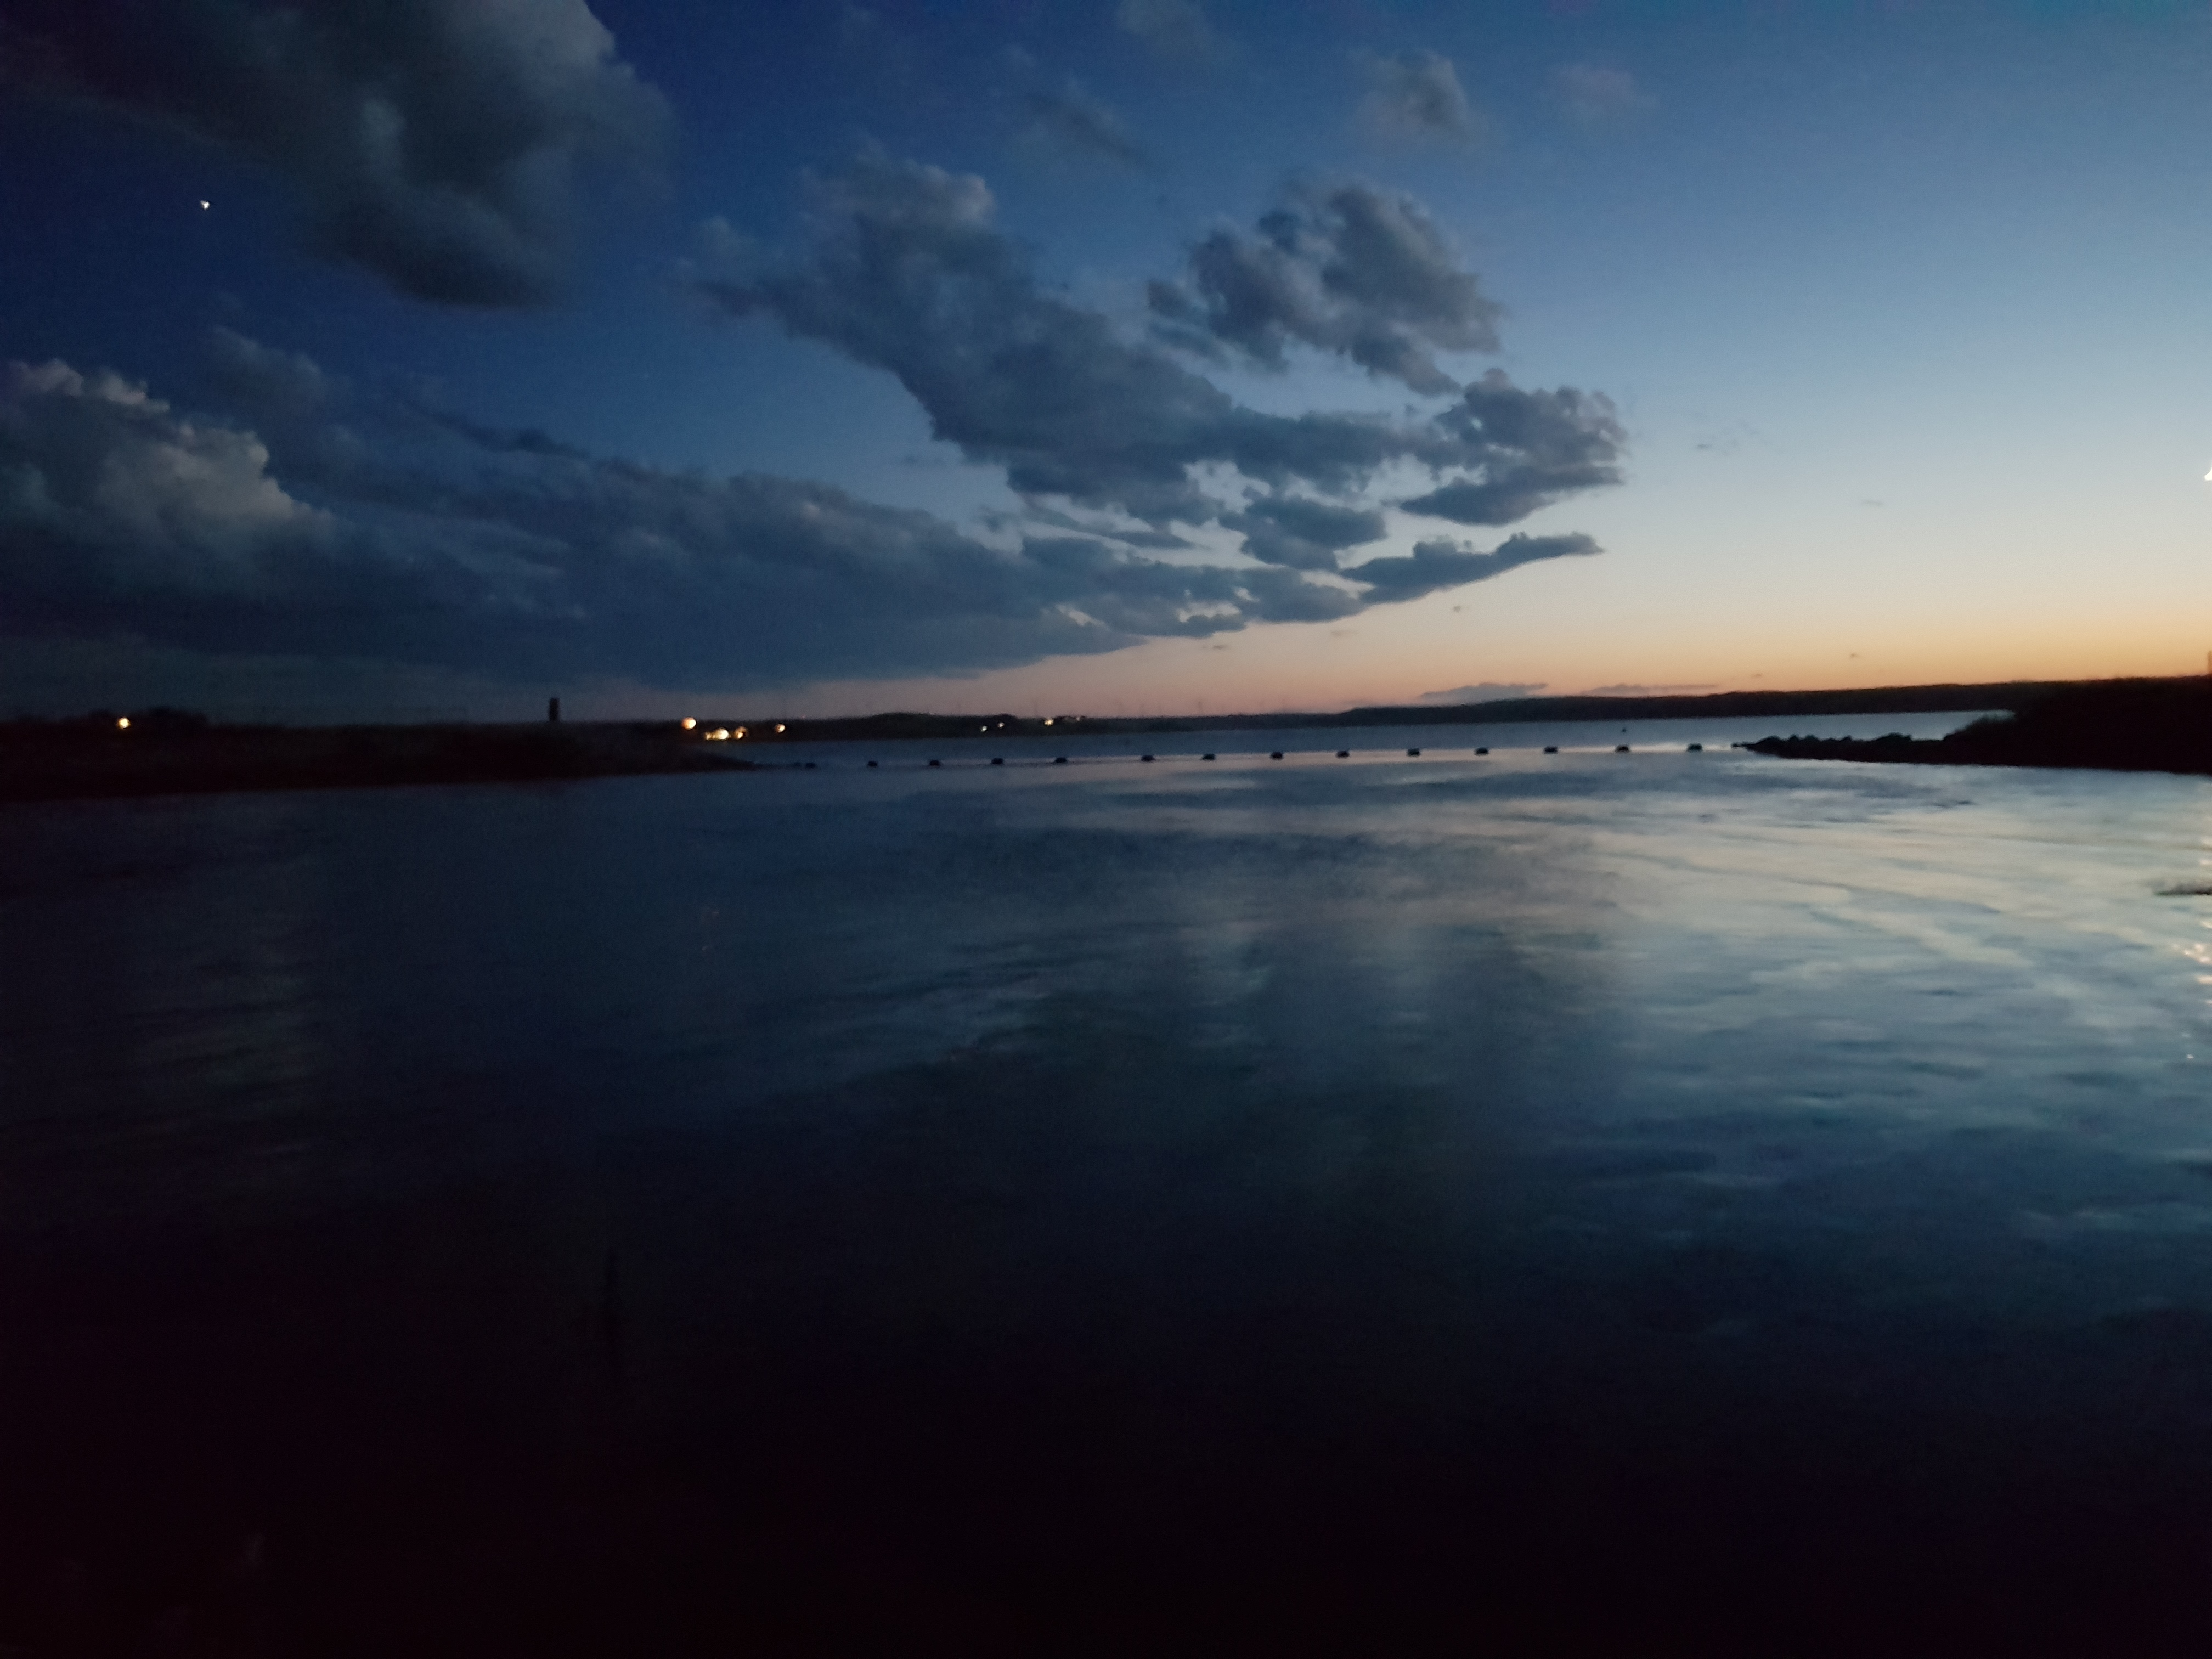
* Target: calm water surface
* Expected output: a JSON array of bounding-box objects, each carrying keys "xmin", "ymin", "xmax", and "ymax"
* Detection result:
[{"xmin": 4, "ymin": 718, "xmax": 2211, "ymax": 1651}]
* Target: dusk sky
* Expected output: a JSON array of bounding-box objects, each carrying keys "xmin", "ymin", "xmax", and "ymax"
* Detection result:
[{"xmin": 5, "ymin": 0, "xmax": 2211, "ymax": 720}]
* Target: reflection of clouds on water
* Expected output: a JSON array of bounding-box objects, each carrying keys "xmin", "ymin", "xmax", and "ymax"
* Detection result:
[
  {"xmin": 2018, "ymin": 1204, "xmax": 2212, "ymax": 1239},
  {"xmin": 12, "ymin": 750, "xmax": 2212, "ymax": 1644}
]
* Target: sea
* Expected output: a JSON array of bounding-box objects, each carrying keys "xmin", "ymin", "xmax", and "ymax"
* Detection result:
[{"xmin": 4, "ymin": 710, "xmax": 2211, "ymax": 1653}]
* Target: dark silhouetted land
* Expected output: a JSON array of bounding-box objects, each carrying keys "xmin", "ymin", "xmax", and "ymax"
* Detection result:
[
  {"xmin": 1744, "ymin": 678, "xmax": 2212, "ymax": 778},
  {"xmin": 698, "ymin": 675, "xmax": 2152, "ymax": 742},
  {"xmin": 8, "ymin": 675, "xmax": 2208, "ymax": 801},
  {"xmin": 0, "ymin": 710, "xmax": 752, "ymax": 803}
]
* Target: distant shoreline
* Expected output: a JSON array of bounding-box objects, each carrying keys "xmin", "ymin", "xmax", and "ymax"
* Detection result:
[
  {"xmin": 0, "ymin": 719, "xmax": 755, "ymax": 805},
  {"xmin": 1741, "ymin": 678, "xmax": 2212, "ymax": 780},
  {"xmin": 689, "ymin": 675, "xmax": 2156, "ymax": 743},
  {"xmin": 5, "ymin": 675, "xmax": 2204, "ymax": 802}
]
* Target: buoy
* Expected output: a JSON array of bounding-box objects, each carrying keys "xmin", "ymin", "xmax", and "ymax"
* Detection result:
[
  {"xmin": 1141, "ymin": 754, "xmax": 1154, "ymax": 762},
  {"xmin": 1544, "ymin": 746, "xmax": 1558, "ymax": 754},
  {"xmin": 928, "ymin": 759, "xmax": 941, "ymax": 768},
  {"xmin": 991, "ymin": 757, "xmax": 1004, "ymax": 765},
  {"xmin": 866, "ymin": 760, "xmax": 878, "ymax": 768},
  {"xmin": 1335, "ymin": 749, "xmax": 1350, "ymax": 758},
  {"xmin": 1686, "ymin": 743, "xmax": 1702, "ymax": 753},
  {"xmin": 1407, "ymin": 748, "xmax": 1420, "ymax": 757},
  {"xmin": 1615, "ymin": 744, "xmax": 1629, "ymax": 753},
  {"xmin": 1475, "ymin": 747, "xmax": 1488, "ymax": 755},
  {"xmin": 1054, "ymin": 756, "xmax": 1068, "ymax": 764},
  {"xmin": 1202, "ymin": 753, "xmax": 1216, "ymax": 760},
  {"xmin": 1270, "ymin": 751, "xmax": 1284, "ymax": 760}
]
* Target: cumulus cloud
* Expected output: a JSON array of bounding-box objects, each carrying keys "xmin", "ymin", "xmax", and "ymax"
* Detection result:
[
  {"xmin": 700, "ymin": 157, "xmax": 1623, "ymax": 544},
  {"xmin": 1, "ymin": 0, "xmax": 667, "ymax": 305},
  {"xmin": 0, "ymin": 357, "xmax": 546, "ymax": 662},
  {"xmin": 1552, "ymin": 64, "xmax": 1652, "ymax": 128},
  {"xmin": 700, "ymin": 154, "xmax": 1482, "ymax": 522},
  {"xmin": 1223, "ymin": 495, "xmax": 1387, "ymax": 571},
  {"xmin": 1115, "ymin": 0, "xmax": 1223, "ymax": 64},
  {"xmin": 1357, "ymin": 49, "xmax": 1480, "ymax": 146},
  {"xmin": 1148, "ymin": 181, "xmax": 1502, "ymax": 393},
  {"xmin": 1019, "ymin": 78, "xmax": 1148, "ymax": 168},
  {"xmin": 1398, "ymin": 371, "xmax": 1625, "ymax": 524},
  {"xmin": 1, "ymin": 343, "xmax": 1600, "ymax": 689}
]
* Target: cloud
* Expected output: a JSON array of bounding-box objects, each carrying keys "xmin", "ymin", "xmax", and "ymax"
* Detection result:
[
  {"xmin": 2, "ymin": 343, "xmax": 1597, "ymax": 689},
  {"xmin": 1398, "ymin": 371, "xmax": 1626, "ymax": 524},
  {"xmin": 1115, "ymin": 0, "xmax": 1223, "ymax": 64},
  {"xmin": 1416, "ymin": 682, "xmax": 1547, "ymax": 705},
  {"xmin": 1346, "ymin": 533, "xmax": 1600, "ymax": 601},
  {"xmin": 1019, "ymin": 78, "xmax": 1148, "ymax": 169},
  {"xmin": 2, "ymin": 0, "xmax": 667, "ymax": 306},
  {"xmin": 699, "ymin": 155, "xmax": 1559, "ymax": 522},
  {"xmin": 1357, "ymin": 49, "xmax": 1480, "ymax": 146},
  {"xmin": 1148, "ymin": 181, "xmax": 1501, "ymax": 393},
  {"xmin": 1, "ymin": 150, "xmax": 1625, "ymax": 693},
  {"xmin": 1223, "ymin": 495, "xmax": 1386, "ymax": 571},
  {"xmin": 1552, "ymin": 64, "xmax": 1652, "ymax": 128}
]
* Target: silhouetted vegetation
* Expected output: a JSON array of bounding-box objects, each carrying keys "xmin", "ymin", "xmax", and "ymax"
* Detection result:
[{"xmin": 1745, "ymin": 678, "xmax": 2212, "ymax": 777}]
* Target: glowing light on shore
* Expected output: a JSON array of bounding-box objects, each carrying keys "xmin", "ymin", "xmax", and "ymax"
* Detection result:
[
  {"xmin": 116, "ymin": 716, "xmax": 129, "ymax": 730},
  {"xmin": 681, "ymin": 716, "xmax": 696, "ymax": 730}
]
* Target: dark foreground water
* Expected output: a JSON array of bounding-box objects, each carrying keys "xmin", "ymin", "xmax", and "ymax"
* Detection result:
[{"xmin": 4, "ymin": 719, "xmax": 2211, "ymax": 1654}]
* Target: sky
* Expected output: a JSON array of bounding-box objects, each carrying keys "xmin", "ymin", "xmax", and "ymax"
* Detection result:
[{"xmin": 3, "ymin": 0, "xmax": 2211, "ymax": 722}]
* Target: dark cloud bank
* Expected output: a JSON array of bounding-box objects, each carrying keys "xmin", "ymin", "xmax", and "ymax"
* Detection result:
[
  {"xmin": 0, "ymin": 0, "xmax": 665, "ymax": 304},
  {"xmin": 0, "ymin": 5, "xmax": 1623, "ymax": 695}
]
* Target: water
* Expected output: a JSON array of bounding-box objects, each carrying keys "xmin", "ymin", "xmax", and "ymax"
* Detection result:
[{"xmin": 3, "ymin": 719, "xmax": 2210, "ymax": 1652}]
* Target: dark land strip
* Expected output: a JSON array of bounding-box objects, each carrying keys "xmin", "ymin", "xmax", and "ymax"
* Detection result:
[
  {"xmin": 7, "ymin": 675, "xmax": 2208, "ymax": 802},
  {"xmin": 1743, "ymin": 679, "xmax": 2212, "ymax": 779},
  {"xmin": 0, "ymin": 715, "xmax": 754, "ymax": 804}
]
